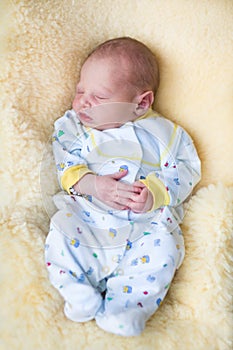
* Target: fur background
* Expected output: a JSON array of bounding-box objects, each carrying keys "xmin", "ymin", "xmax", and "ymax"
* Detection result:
[{"xmin": 0, "ymin": 1, "xmax": 232, "ymax": 349}]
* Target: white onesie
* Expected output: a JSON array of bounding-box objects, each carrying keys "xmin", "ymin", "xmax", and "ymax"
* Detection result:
[{"xmin": 45, "ymin": 108, "xmax": 201, "ymax": 336}]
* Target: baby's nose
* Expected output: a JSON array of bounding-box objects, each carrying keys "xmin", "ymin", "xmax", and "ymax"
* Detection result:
[{"xmin": 80, "ymin": 94, "xmax": 92, "ymax": 109}]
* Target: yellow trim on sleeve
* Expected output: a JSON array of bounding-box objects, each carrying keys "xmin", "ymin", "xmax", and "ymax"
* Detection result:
[
  {"xmin": 140, "ymin": 173, "xmax": 170, "ymax": 211},
  {"xmin": 61, "ymin": 165, "xmax": 94, "ymax": 194}
]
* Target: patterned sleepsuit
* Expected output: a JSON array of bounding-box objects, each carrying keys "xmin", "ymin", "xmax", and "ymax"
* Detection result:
[{"xmin": 45, "ymin": 108, "xmax": 201, "ymax": 336}]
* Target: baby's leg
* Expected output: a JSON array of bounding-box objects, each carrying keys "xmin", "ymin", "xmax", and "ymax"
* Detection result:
[
  {"xmin": 45, "ymin": 223, "xmax": 103, "ymax": 322},
  {"xmin": 95, "ymin": 231, "xmax": 180, "ymax": 336}
]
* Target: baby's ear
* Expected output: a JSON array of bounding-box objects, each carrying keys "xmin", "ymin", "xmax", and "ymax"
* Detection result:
[
  {"xmin": 134, "ymin": 91, "xmax": 154, "ymax": 116},
  {"xmin": 136, "ymin": 91, "xmax": 154, "ymax": 110}
]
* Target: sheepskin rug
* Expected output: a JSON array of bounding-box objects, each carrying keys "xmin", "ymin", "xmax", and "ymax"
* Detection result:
[{"xmin": 0, "ymin": 1, "xmax": 232, "ymax": 349}]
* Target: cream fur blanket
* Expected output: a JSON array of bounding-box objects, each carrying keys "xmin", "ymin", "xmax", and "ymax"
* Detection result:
[{"xmin": 0, "ymin": 1, "xmax": 232, "ymax": 349}]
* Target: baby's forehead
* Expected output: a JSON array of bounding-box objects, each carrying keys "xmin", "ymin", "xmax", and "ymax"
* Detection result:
[
  {"xmin": 86, "ymin": 52, "xmax": 130, "ymax": 68},
  {"xmin": 83, "ymin": 54, "xmax": 132, "ymax": 79}
]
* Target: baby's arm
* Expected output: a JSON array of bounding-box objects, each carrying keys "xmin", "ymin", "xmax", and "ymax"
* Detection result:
[
  {"xmin": 152, "ymin": 126, "xmax": 201, "ymax": 208},
  {"xmin": 127, "ymin": 123, "xmax": 201, "ymax": 213},
  {"xmin": 52, "ymin": 111, "xmax": 94, "ymax": 193}
]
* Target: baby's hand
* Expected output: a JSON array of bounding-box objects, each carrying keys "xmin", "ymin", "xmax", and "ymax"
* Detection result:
[
  {"xmin": 128, "ymin": 181, "xmax": 153, "ymax": 213},
  {"xmin": 75, "ymin": 170, "xmax": 139, "ymax": 210}
]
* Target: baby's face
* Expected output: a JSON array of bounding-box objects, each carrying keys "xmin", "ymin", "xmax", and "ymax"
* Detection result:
[{"xmin": 72, "ymin": 56, "xmax": 140, "ymax": 130}]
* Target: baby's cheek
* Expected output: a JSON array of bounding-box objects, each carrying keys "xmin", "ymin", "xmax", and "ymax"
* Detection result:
[{"xmin": 72, "ymin": 98, "xmax": 79, "ymax": 111}]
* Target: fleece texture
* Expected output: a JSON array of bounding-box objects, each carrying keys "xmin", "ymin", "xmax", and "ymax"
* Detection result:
[{"xmin": 0, "ymin": 1, "xmax": 232, "ymax": 349}]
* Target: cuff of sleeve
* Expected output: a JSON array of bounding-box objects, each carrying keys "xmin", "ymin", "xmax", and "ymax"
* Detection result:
[
  {"xmin": 140, "ymin": 173, "xmax": 170, "ymax": 211},
  {"xmin": 61, "ymin": 165, "xmax": 94, "ymax": 194}
]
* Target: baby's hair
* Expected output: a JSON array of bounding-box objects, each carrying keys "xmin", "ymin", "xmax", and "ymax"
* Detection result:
[{"xmin": 86, "ymin": 37, "xmax": 160, "ymax": 94}]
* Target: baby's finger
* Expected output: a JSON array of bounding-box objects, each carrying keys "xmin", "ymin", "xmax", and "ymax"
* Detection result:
[
  {"xmin": 128, "ymin": 201, "xmax": 146, "ymax": 213},
  {"xmin": 116, "ymin": 182, "xmax": 136, "ymax": 194},
  {"xmin": 130, "ymin": 188, "xmax": 148, "ymax": 203},
  {"xmin": 116, "ymin": 188, "xmax": 141, "ymax": 201},
  {"xmin": 111, "ymin": 169, "xmax": 128, "ymax": 180},
  {"xmin": 133, "ymin": 180, "xmax": 145, "ymax": 187}
]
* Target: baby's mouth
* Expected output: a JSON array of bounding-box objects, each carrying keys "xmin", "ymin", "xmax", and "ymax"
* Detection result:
[{"xmin": 78, "ymin": 111, "xmax": 93, "ymax": 123}]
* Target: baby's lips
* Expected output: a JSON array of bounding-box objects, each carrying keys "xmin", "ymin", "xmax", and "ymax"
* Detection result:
[{"xmin": 78, "ymin": 111, "xmax": 93, "ymax": 122}]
